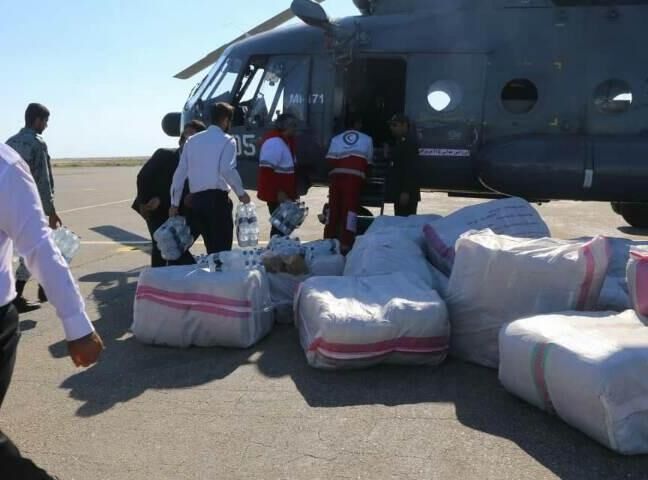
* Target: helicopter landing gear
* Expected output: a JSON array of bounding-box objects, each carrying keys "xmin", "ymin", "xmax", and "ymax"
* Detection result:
[{"xmin": 613, "ymin": 202, "xmax": 648, "ymax": 229}]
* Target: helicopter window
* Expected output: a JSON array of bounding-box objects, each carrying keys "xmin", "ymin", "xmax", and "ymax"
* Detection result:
[
  {"xmin": 501, "ymin": 79, "xmax": 538, "ymax": 114},
  {"xmin": 236, "ymin": 56, "xmax": 309, "ymax": 128},
  {"xmin": 427, "ymin": 81, "xmax": 463, "ymax": 112},
  {"xmin": 593, "ymin": 80, "xmax": 633, "ymax": 114},
  {"xmin": 200, "ymin": 56, "xmax": 242, "ymax": 102}
]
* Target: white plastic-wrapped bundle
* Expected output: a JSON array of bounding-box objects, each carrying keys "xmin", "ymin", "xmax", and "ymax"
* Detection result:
[
  {"xmin": 588, "ymin": 238, "xmax": 648, "ymax": 311},
  {"xmin": 133, "ymin": 265, "xmax": 273, "ymax": 348},
  {"xmin": 446, "ymin": 230, "xmax": 610, "ymax": 368},
  {"xmin": 499, "ymin": 310, "xmax": 648, "ymax": 455},
  {"xmin": 366, "ymin": 214, "xmax": 442, "ymax": 247},
  {"xmin": 267, "ymin": 272, "xmax": 309, "ymax": 324},
  {"xmin": 344, "ymin": 230, "xmax": 446, "ymax": 291},
  {"xmin": 423, "ymin": 197, "xmax": 550, "ymax": 274},
  {"xmin": 628, "ymin": 249, "xmax": 648, "ymax": 322},
  {"xmin": 295, "ymin": 273, "xmax": 450, "ymax": 369}
]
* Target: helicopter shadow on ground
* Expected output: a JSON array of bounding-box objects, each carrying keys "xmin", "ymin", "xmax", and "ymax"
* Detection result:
[
  {"xmin": 53, "ymin": 267, "xmax": 263, "ymax": 418},
  {"xmin": 254, "ymin": 325, "xmax": 648, "ymax": 480}
]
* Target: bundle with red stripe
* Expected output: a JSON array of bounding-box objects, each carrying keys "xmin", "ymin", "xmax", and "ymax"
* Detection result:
[
  {"xmin": 295, "ymin": 273, "xmax": 449, "ymax": 370},
  {"xmin": 446, "ymin": 230, "xmax": 610, "ymax": 368},
  {"xmin": 499, "ymin": 310, "xmax": 648, "ymax": 455},
  {"xmin": 628, "ymin": 248, "xmax": 648, "ymax": 322},
  {"xmin": 132, "ymin": 265, "xmax": 273, "ymax": 348}
]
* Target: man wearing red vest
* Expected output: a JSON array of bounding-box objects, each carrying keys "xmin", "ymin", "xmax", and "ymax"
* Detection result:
[
  {"xmin": 257, "ymin": 114, "xmax": 299, "ymax": 238},
  {"xmin": 324, "ymin": 116, "xmax": 374, "ymax": 253}
]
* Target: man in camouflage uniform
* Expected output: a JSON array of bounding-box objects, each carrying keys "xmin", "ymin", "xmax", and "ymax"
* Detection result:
[{"xmin": 6, "ymin": 103, "xmax": 61, "ymax": 313}]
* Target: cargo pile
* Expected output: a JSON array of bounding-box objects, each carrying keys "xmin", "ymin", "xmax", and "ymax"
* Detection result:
[{"xmin": 133, "ymin": 197, "xmax": 648, "ymax": 454}]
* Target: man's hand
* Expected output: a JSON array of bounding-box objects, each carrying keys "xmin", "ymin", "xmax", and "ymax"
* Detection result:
[
  {"xmin": 67, "ymin": 331, "xmax": 104, "ymax": 367},
  {"xmin": 238, "ymin": 192, "xmax": 251, "ymax": 204},
  {"xmin": 277, "ymin": 191, "xmax": 289, "ymax": 203},
  {"xmin": 146, "ymin": 197, "xmax": 161, "ymax": 211},
  {"xmin": 169, "ymin": 206, "xmax": 179, "ymax": 217},
  {"xmin": 49, "ymin": 212, "xmax": 62, "ymax": 229},
  {"xmin": 139, "ymin": 197, "xmax": 161, "ymax": 218},
  {"xmin": 399, "ymin": 192, "xmax": 410, "ymax": 207}
]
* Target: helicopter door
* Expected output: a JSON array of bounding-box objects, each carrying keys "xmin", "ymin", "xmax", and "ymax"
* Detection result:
[
  {"xmin": 338, "ymin": 57, "xmax": 408, "ymax": 208},
  {"xmin": 405, "ymin": 54, "xmax": 487, "ymax": 191},
  {"xmin": 229, "ymin": 55, "xmax": 311, "ymax": 189}
]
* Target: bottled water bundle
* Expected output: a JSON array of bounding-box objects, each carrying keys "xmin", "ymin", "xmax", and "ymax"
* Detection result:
[
  {"xmin": 220, "ymin": 248, "xmax": 265, "ymax": 272},
  {"xmin": 196, "ymin": 248, "xmax": 265, "ymax": 273},
  {"xmin": 153, "ymin": 216, "xmax": 193, "ymax": 261},
  {"xmin": 270, "ymin": 201, "xmax": 309, "ymax": 236},
  {"xmin": 235, "ymin": 203, "xmax": 260, "ymax": 248},
  {"xmin": 51, "ymin": 227, "xmax": 81, "ymax": 263}
]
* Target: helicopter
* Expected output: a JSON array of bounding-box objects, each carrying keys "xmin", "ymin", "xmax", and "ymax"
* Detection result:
[{"xmin": 162, "ymin": 0, "xmax": 648, "ymax": 228}]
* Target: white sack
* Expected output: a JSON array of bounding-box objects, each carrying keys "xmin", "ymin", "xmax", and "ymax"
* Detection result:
[
  {"xmin": 423, "ymin": 197, "xmax": 550, "ymax": 274},
  {"xmin": 447, "ymin": 231, "xmax": 610, "ymax": 368},
  {"xmin": 309, "ymin": 254, "xmax": 346, "ymax": 276},
  {"xmin": 267, "ymin": 273, "xmax": 309, "ymax": 324},
  {"xmin": 587, "ymin": 238, "xmax": 648, "ymax": 311},
  {"xmin": 133, "ymin": 266, "xmax": 273, "ymax": 348},
  {"xmin": 366, "ymin": 214, "xmax": 443, "ymax": 247},
  {"xmin": 499, "ymin": 310, "xmax": 648, "ymax": 455},
  {"xmin": 344, "ymin": 230, "xmax": 444, "ymax": 291},
  {"xmin": 628, "ymin": 249, "xmax": 648, "ymax": 322},
  {"xmin": 295, "ymin": 273, "xmax": 450, "ymax": 369}
]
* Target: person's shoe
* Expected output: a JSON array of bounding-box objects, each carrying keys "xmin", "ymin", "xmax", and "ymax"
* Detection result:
[
  {"xmin": 38, "ymin": 285, "xmax": 48, "ymax": 303},
  {"xmin": 12, "ymin": 296, "xmax": 41, "ymax": 313}
]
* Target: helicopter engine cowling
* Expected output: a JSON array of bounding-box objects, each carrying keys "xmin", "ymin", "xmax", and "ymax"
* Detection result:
[{"xmin": 353, "ymin": 0, "xmax": 373, "ymax": 15}]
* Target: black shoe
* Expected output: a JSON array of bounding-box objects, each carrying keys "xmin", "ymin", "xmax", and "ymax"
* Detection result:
[
  {"xmin": 12, "ymin": 296, "xmax": 41, "ymax": 314},
  {"xmin": 38, "ymin": 285, "xmax": 48, "ymax": 303}
]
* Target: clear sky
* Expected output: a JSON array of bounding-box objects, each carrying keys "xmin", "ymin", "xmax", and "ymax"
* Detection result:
[{"xmin": 1, "ymin": 0, "xmax": 357, "ymax": 159}]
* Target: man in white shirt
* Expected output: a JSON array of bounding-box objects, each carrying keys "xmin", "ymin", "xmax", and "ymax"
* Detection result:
[
  {"xmin": 0, "ymin": 143, "xmax": 104, "ymax": 478},
  {"xmin": 169, "ymin": 103, "xmax": 251, "ymax": 254}
]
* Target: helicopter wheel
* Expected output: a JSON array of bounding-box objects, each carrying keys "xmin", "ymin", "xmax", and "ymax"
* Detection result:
[{"xmin": 614, "ymin": 203, "xmax": 648, "ymax": 229}]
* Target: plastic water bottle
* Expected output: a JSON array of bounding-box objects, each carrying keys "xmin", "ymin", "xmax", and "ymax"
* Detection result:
[
  {"xmin": 246, "ymin": 203, "xmax": 259, "ymax": 247},
  {"xmin": 52, "ymin": 227, "xmax": 81, "ymax": 263}
]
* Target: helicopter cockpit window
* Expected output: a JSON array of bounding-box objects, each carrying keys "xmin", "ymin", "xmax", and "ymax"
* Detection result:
[
  {"xmin": 593, "ymin": 80, "xmax": 633, "ymax": 114},
  {"xmin": 427, "ymin": 80, "xmax": 463, "ymax": 112},
  {"xmin": 233, "ymin": 56, "xmax": 309, "ymax": 128},
  {"xmin": 199, "ymin": 56, "xmax": 243, "ymax": 103},
  {"xmin": 501, "ymin": 79, "xmax": 538, "ymax": 114}
]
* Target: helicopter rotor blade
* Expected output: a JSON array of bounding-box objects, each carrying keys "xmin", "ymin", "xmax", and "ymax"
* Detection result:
[{"xmin": 174, "ymin": 0, "xmax": 326, "ymax": 79}]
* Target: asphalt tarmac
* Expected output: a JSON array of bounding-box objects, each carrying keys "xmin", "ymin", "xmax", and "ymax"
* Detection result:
[{"xmin": 4, "ymin": 165, "xmax": 648, "ymax": 480}]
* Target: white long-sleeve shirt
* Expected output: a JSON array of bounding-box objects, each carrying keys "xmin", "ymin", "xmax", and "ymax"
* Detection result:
[
  {"xmin": 170, "ymin": 125, "xmax": 245, "ymax": 207},
  {"xmin": 0, "ymin": 143, "xmax": 94, "ymax": 342}
]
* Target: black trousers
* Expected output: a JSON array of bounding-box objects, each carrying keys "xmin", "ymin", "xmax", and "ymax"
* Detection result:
[
  {"xmin": 190, "ymin": 190, "xmax": 234, "ymax": 255},
  {"xmin": 146, "ymin": 211, "xmax": 196, "ymax": 268},
  {"xmin": 0, "ymin": 304, "xmax": 57, "ymax": 479},
  {"xmin": 267, "ymin": 202, "xmax": 282, "ymax": 239},
  {"xmin": 394, "ymin": 197, "xmax": 419, "ymax": 217}
]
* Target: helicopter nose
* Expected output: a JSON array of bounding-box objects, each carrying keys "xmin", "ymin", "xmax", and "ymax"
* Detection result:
[{"xmin": 162, "ymin": 112, "xmax": 182, "ymax": 137}]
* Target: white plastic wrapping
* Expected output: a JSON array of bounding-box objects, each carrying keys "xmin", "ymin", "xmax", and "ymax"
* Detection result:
[
  {"xmin": 499, "ymin": 311, "xmax": 648, "ymax": 455},
  {"xmin": 344, "ymin": 230, "xmax": 445, "ymax": 291},
  {"xmin": 446, "ymin": 230, "xmax": 610, "ymax": 368},
  {"xmin": 133, "ymin": 265, "xmax": 273, "ymax": 348},
  {"xmin": 295, "ymin": 273, "xmax": 450, "ymax": 369},
  {"xmin": 423, "ymin": 197, "xmax": 550, "ymax": 274},
  {"xmin": 366, "ymin": 214, "xmax": 443, "ymax": 247}
]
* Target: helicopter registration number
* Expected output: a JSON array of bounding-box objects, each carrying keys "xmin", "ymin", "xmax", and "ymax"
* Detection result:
[{"xmin": 234, "ymin": 134, "xmax": 258, "ymax": 157}]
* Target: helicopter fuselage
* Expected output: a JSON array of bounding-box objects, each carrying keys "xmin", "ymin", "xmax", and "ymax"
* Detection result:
[{"xmin": 170, "ymin": 0, "xmax": 648, "ymax": 207}]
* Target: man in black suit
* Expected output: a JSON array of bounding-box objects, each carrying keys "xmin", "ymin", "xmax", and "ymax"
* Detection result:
[
  {"xmin": 387, "ymin": 114, "xmax": 421, "ymax": 217},
  {"xmin": 132, "ymin": 120, "xmax": 206, "ymax": 267}
]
